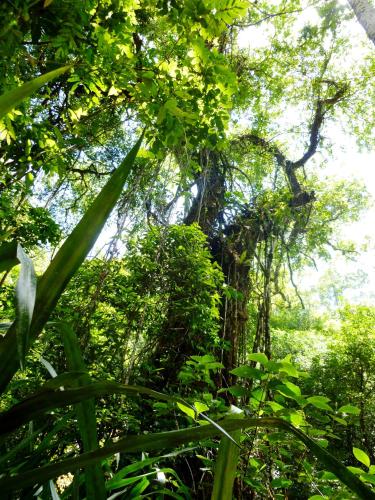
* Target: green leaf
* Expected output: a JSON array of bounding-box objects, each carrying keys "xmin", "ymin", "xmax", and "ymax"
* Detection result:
[
  {"xmin": 211, "ymin": 406, "xmax": 242, "ymax": 499},
  {"xmin": 106, "ymin": 448, "xmax": 194, "ymax": 490},
  {"xmin": 42, "ymin": 371, "xmax": 86, "ymax": 390},
  {"xmin": 347, "ymin": 466, "xmax": 366, "ymax": 475},
  {"xmin": 276, "ymin": 381, "xmax": 301, "ymax": 400},
  {"xmin": 248, "ymin": 352, "xmax": 269, "ymax": 365},
  {"xmin": 0, "ymin": 132, "xmax": 144, "ymax": 394},
  {"xmin": 211, "ymin": 430, "xmax": 241, "ymax": 500},
  {"xmin": 0, "ymin": 378, "xmax": 238, "ymax": 449},
  {"xmin": 353, "ymin": 447, "xmax": 370, "ymax": 468},
  {"xmin": 109, "ymin": 470, "xmax": 161, "ymax": 490},
  {"xmin": 331, "ymin": 415, "xmax": 348, "ymax": 426},
  {"xmin": 289, "ymin": 411, "xmax": 305, "ymax": 427},
  {"xmin": 284, "ymin": 380, "xmax": 301, "ymax": 396},
  {"xmin": 0, "ymin": 66, "xmax": 72, "ymax": 119},
  {"xmin": 230, "ymin": 366, "xmax": 263, "ymax": 379},
  {"xmin": 128, "ymin": 477, "xmax": 150, "ymax": 496},
  {"xmin": 1, "ymin": 416, "xmax": 375, "ymax": 500},
  {"xmin": 61, "ymin": 323, "xmax": 105, "ymax": 499},
  {"xmin": 279, "ymin": 362, "xmax": 299, "ymax": 378},
  {"xmin": 0, "ymin": 379, "xmax": 191, "ymax": 436},
  {"xmin": 360, "ymin": 473, "xmax": 375, "ymax": 485},
  {"xmin": 338, "ymin": 405, "xmax": 361, "ymax": 415},
  {"xmin": 267, "ymin": 401, "xmax": 285, "ymax": 413},
  {"xmin": 225, "ymin": 385, "xmax": 248, "ymax": 397},
  {"xmin": 177, "ymin": 402, "xmax": 195, "ymax": 420},
  {"xmin": 319, "ymin": 471, "xmax": 337, "ymax": 480},
  {"xmin": 194, "ymin": 401, "xmax": 209, "ymax": 414},
  {"xmin": 307, "ymin": 396, "xmax": 333, "ymax": 411},
  {"xmin": 271, "ymin": 478, "xmax": 293, "ymax": 488}
]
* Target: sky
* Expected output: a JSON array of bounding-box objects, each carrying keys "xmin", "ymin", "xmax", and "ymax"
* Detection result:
[{"xmin": 237, "ymin": 0, "xmax": 375, "ymax": 307}]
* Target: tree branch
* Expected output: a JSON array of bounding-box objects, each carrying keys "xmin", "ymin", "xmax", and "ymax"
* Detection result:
[{"xmin": 291, "ymin": 83, "xmax": 348, "ymax": 168}]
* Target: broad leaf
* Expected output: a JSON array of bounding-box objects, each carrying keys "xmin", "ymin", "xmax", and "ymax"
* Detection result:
[
  {"xmin": 360, "ymin": 473, "xmax": 375, "ymax": 485},
  {"xmin": 248, "ymin": 352, "xmax": 269, "ymax": 365},
  {"xmin": 338, "ymin": 404, "xmax": 361, "ymax": 415},
  {"xmin": 353, "ymin": 447, "xmax": 371, "ymax": 468},
  {"xmin": 230, "ymin": 366, "xmax": 263, "ymax": 379},
  {"xmin": 177, "ymin": 402, "xmax": 195, "ymax": 420},
  {"xmin": 307, "ymin": 396, "xmax": 333, "ymax": 411}
]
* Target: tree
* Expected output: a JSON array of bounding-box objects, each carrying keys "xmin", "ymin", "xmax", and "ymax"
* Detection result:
[
  {"xmin": 349, "ymin": 0, "xmax": 375, "ymax": 44},
  {"xmin": 306, "ymin": 305, "xmax": 375, "ymax": 463},
  {"xmin": 1, "ymin": 1, "xmax": 375, "ymax": 498}
]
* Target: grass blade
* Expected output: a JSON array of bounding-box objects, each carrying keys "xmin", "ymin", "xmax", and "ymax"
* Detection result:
[
  {"xmin": 106, "ymin": 448, "xmax": 195, "ymax": 490},
  {"xmin": 199, "ymin": 412, "xmax": 240, "ymax": 448},
  {"xmin": 211, "ymin": 408, "xmax": 243, "ymax": 499},
  {"xmin": 0, "ymin": 424, "xmax": 47, "ymax": 469},
  {"xmin": 0, "ymin": 132, "xmax": 144, "ymax": 394},
  {"xmin": 0, "ymin": 380, "xmax": 193, "ymax": 436},
  {"xmin": 61, "ymin": 323, "xmax": 105, "ymax": 500},
  {"xmin": 211, "ymin": 430, "xmax": 241, "ymax": 500},
  {"xmin": 0, "ymin": 66, "xmax": 71, "ymax": 119},
  {"xmin": 0, "ymin": 417, "xmax": 373, "ymax": 499}
]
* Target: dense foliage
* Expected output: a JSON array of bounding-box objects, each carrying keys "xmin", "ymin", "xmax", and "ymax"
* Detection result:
[{"xmin": 1, "ymin": 1, "xmax": 375, "ymax": 499}]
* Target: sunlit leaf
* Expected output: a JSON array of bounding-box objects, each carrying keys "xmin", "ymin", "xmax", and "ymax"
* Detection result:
[
  {"xmin": 307, "ymin": 396, "xmax": 333, "ymax": 411},
  {"xmin": 248, "ymin": 352, "xmax": 269, "ymax": 365},
  {"xmin": 353, "ymin": 447, "xmax": 370, "ymax": 468},
  {"xmin": 177, "ymin": 402, "xmax": 195, "ymax": 420},
  {"xmin": 338, "ymin": 405, "xmax": 361, "ymax": 415},
  {"xmin": 194, "ymin": 401, "xmax": 209, "ymax": 414}
]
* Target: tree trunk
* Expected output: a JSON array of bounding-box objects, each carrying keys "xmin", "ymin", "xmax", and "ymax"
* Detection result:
[
  {"xmin": 215, "ymin": 231, "xmax": 256, "ymax": 379},
  {"xmin": 349, "ymin": 0, "xmax": 375, "ymax": 45}
]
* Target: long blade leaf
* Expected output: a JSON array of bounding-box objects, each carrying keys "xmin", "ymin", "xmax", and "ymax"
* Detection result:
[
  {"xmin": 0, "ymin": 417, "xmax": 373, "ymax": 499},
  {"xmin": 0, "ymin": 132, "xmax": 144, "ymax": 394},
  {"xmin": 0, "ymin": 65, "xmax": 72, "ymax": 119},
  {"xmin": 0, "ymin": 380, "xmax": 194, "ymax": 436},
  {"xmin": 211, "ymin": 430, "xmax": 241, "ymax": 500},
  {"xmin": 106, "ymin": 448, "xmax": 195, "ymax": 490},
  {"xmin": 61, "ymin": 323, "xmax": 105, "ymax": 500}
]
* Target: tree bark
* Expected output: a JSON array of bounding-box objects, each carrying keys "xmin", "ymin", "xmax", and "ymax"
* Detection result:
[{"xmin": 349, "ymin": 0, "xmax": 375, "ymax": 45}]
